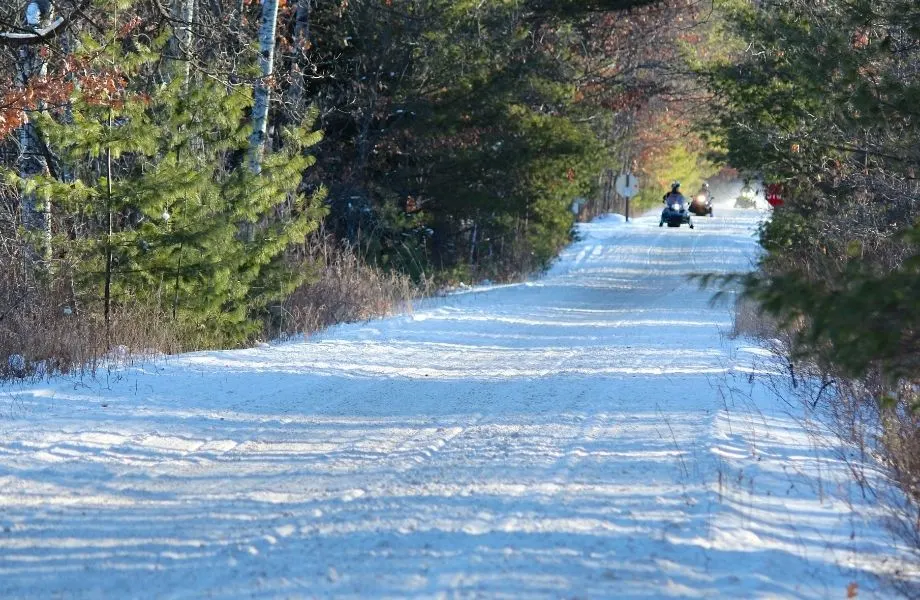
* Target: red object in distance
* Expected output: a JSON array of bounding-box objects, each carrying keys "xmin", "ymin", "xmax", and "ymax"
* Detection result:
[{"xmin": 766, "ymin": 183, "xmax": 784, "ymax": 207}]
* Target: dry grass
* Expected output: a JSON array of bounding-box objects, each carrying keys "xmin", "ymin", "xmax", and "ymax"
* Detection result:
[
  {"xmin": 273, "ymin": 233, "xmax": 430, "ymax": 338},
  {"xmin": 731, "ymin": 295, "xmax": 797, "ymax": 355},
  {"xmin": 732, "ymin": 295, "xmax": 780, "ymax": 341},
  {"xmin": 733, "ymin": 293, "xmax": 920, "ymax": 583},
  {"xmin": 0, "ymin": 260, "xmax": 181, "ymax": 380},
  {"xmin": 1, "ymin": 227, "xmax": 430, "ymax": 380}
]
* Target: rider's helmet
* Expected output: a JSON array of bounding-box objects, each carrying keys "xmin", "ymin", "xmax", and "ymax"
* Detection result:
[
  {"xmin": 671, "ymin": 181, "xmax": 681, "ymax": 193},
  {"xmin": 702, "ymin": 182, "xmax": 710, "ymax": 191}
]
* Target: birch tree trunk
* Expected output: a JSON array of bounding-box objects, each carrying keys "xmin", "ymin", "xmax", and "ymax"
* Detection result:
[
  {"xmin": 171, "ymin": 0, "xmax": 195, "ymax": 86},
  {"xmin": 248, "ymin": 0, "xmax": 281, "ymax": 174},
  {"xmin": 17, "ymin": 0, "xmax": 53, "ymax": 264}
]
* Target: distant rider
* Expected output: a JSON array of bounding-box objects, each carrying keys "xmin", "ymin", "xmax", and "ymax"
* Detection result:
[{"xmin": 692, "ymin": 181, "xmax": 713, "ymax": 216}]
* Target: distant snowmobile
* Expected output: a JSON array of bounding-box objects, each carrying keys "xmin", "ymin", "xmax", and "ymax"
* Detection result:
[
  {"xmin": 688, "ymin": 183, "xmax": 714, "ymax": 217},
  {"xmin": 734, "ymin": 183, "xmax": 757, "ymax": 209}
]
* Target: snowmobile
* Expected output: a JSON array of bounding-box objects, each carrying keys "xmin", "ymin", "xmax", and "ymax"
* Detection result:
[
  {"xmin": 659, "ymin": 199, "xmax": 694, "ymax": 228},
  {"xmin": 734, "ymin": 184, "xmax": 757, "ymax": 209},
  {"xmin": 688, "ymin": 191, "xmax": 714, "ymax": 217}
]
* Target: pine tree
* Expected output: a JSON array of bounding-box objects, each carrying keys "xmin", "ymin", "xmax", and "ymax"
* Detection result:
[{"xmin": 11, "ymin": 40, "xmax": 326, "ymax": 348}]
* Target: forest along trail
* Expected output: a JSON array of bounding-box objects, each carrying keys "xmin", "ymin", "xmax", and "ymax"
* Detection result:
[{"xmin": 0, "ymin": 209, "xmax": 907, "ymax": 598}]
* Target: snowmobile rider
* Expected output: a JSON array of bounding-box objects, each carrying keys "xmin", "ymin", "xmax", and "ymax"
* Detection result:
[
  {"xmin": 660, "ymin": 181, "xmax": 694, "ymax": 228},
  {"xmin": 689, "ymin": 181, "xmax": 714, "ymax": 217},
  {"xmin": 662, "ymin": 181, "xmax": 687, "ymax": 210}
]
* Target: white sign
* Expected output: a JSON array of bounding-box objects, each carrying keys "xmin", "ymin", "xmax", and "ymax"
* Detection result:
[{"xmin": 615, "ymin": 172, "xmax": 639, "ymax": 198}]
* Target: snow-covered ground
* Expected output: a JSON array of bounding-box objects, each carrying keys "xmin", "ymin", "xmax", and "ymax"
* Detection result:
[{"xmin": 0, "ymin": 209, "xmax": 913, "ymax": 598}]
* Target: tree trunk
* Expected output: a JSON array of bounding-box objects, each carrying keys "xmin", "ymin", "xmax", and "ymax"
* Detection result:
[
  {"xmin": 171, "ymin": 0, "xmax": 195, "ymax": 86},
  {"xmin": 104, "ymin": 108, "xmax": 114, "ymax": 341},
  {"xmin": 248, "ymin": 0, "xmax": 280, "ymax": 174},
  {"xmin": 469, "ymin": 221, "xmax": 478, "ymax": 265},
  {"xmin": 293, "ymin": 0, "xmax": 311, "ymax": 64},
  {"xmin": 237, "ymin": 0, "xmax": 246, "ymax": 26},
  {"xmin": 287, "ymin": 0, "xmax": 312, "ymax": 114},
  {"xmin": 17, "ymin": 1, "xmax": 53, "ymax": 264}
]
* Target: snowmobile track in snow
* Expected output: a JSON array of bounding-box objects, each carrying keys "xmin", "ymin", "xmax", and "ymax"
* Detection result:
[{"xmin": 0, "ymin": 209, "xmax": 915, "ymax": 599}]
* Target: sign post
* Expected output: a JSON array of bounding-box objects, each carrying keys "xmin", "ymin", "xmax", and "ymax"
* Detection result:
[{"xmin": 614, "ymin": 172, "xmax": 639, "ymax": 221}]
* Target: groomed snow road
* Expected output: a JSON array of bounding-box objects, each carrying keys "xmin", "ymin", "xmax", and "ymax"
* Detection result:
[{"xmin": 0, "ymin": 209, "xmax": 910, "ymax": 599}]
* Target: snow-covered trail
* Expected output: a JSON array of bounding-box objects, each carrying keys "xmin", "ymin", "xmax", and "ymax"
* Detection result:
[{"xmin": 0, "ymin": 210, "xmax": 907, "ymax": 598}]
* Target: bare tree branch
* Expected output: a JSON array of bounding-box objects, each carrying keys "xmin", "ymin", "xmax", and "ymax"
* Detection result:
[{"xmin": 0, "ymin": 0, "xmax": 91, "ymax": 47}]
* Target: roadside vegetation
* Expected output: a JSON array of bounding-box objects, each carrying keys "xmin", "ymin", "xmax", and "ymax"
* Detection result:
[
  {"xmin": 0, "ymin": 0, "xmax": 718, "ymax": 376},
  {"xmin": 705, "ymin": 0, "xmax": 920, "ymax": 574}
]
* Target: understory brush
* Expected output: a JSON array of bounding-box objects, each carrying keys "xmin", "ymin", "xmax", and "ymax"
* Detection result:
[
  {"xmin": 732, "ymin": 296, "xmax": 920, "ymax": 593},
  {"xmin": 0, "ymin": 247, "xmax": 182, "ymax": 380},
  {"xmin": 273, "ymin": 233, "xmax": 429, "ymax": 338},
  {"xmin": 0, "ymin": 230, "xmax": 429, "ymax": 381}
]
